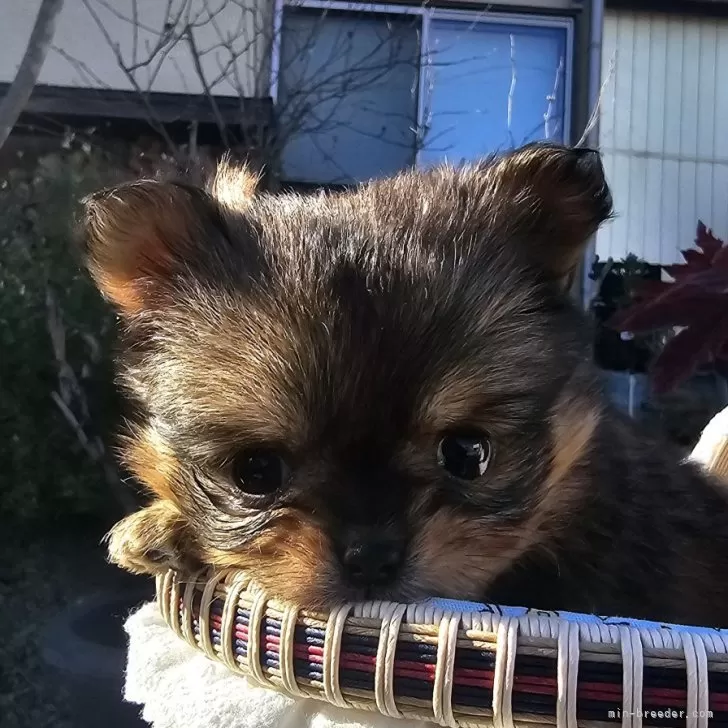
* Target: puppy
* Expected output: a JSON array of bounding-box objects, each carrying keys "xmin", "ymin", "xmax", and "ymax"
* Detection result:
[{"xmin": 82, "ymin": 143, "xmax": 728, "ymax": 627}]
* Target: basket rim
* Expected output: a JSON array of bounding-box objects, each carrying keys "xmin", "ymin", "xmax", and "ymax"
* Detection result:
[
  {"xmin": 157, "ymin": 567, "xmax": 728, "ymax": 639},
  {"xmin": 154, "ymin": 568, "xmax": 728, "ymax": 728}
]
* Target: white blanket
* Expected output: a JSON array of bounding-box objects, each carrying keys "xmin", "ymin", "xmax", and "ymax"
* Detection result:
[{"xmin": 124, "ymin": 601, "xmax": 433, "ymax": 728}]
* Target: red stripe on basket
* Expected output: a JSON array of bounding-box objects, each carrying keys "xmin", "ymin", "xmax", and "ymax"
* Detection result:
[
  {"xmin": 576, "ymin": 680, "xmax": 622, "ymax": 697},
  {"xmin": 578, "ymin": 687, "xmax": 624, "ymax": 702},
  {"xmin": 453, "ymin": 674, "xmax": 495, "ymax": 689},
  {"xmin": 340, "ymin": 657, "xmax": 376, "ymax": 673},
  {"xmin": 294, "ymin": 645, "xmax": 324, "ymax": 658},
  {"xmin": 296, "ymin": 653, "xmax": 324, "ymax": 665},
  {"xmin": 396, "ymin": 661, "xmax": 435, "ymax": 677},
  {"xmin": 643, "ymin": 686, "xmax": 690, "ymax": 701},
  {"xmin": 709, "ymin": 695, "xmax": 728, "ymax": 710},
  {"xmin": 395, "ymin": 667, "xmax": 436, "ymax": 682},
  {"xmin": 641, "ymin": 687, "xmax": 690, "ymax": 708}
]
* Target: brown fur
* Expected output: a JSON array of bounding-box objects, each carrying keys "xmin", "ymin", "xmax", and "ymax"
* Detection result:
[
  {"xmin": 106, "ymin": 499, "xmax": 199, "ymax": 575},
  {"xmin": 82, "ymin": 143, "xmax": 728, "ymax": 626}
]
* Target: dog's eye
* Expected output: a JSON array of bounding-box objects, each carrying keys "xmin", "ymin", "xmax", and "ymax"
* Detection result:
[
  {"xmin": 437, "ymin": 432, "xmax": 492, "ymax": 480},
  {"xmin": 232, "ymin": 449, "xmax": 289, "ymax": 496}
]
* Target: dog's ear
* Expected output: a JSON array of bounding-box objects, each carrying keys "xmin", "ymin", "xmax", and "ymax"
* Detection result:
[
  {"xmin": 485, "ymin": 143, "xmax": 612, "ymax": 290},
  {"xmin": 81, "ymin": 180, "xmax": 229, "ymax": 316},
  {"xmin": 81, "ymin": 165, "xmax": 259, "ymax": 316}
]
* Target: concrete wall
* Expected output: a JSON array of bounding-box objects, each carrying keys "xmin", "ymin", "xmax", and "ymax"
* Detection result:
[{"xmin": 1, "ymin": 0, "xmax": 273, "ymax": 97}]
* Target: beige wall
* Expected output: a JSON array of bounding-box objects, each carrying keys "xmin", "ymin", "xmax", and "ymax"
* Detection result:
[
  {"xmin": 597, "ymin": 10, "xmax": 728, "ymax": 264},
  {"xmin": 1, "ymin": 0, "xmax": 273, "ymax": 97}
]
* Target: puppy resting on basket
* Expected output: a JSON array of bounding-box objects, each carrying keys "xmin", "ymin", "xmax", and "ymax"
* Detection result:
[{"xmin": 82, "ymin": 143, "xmax": 728, "ymax": 628}]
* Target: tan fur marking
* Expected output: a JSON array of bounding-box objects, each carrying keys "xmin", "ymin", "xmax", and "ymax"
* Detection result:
[
  {"xmin": 408, "ymin": 508, "xmax": 535, "ymax": 600},
  {"xmin": 544, "ymin": 396, "xmax": 600, "ymax": 495},
  {"xmin": 202, "ymin": 514, "xmax": 340, "ymax": 609},
  {"xmin": 522, "ymin": 392, "xmax": 600, "ymax": 545},
  {"xmin": 123, "ymin": 425, "xmax": 180, "ymax": 503}
]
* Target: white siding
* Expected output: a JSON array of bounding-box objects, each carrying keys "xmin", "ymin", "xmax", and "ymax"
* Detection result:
[
  {"xmin": 0, "ymin": 0, "xmax": 272, "ymax": 97},
  {"xmin": 597, "ymin": 10, "xmax": 728, "ymax": 264}
]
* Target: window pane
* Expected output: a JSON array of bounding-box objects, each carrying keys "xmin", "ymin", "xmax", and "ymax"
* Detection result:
[
  {"xmin": 278, "ymin": 10, "xmax": 420, "ymax": 185},
  {"xmin": 420, "ymin": 19, "xmax": 568, "ymax": 167}
]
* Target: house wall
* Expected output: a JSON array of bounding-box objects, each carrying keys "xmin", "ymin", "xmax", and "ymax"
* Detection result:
[
  {"xmin": 440, "ymin": 0, "xmax": 573, "ymax": 6},
  {"xmin": 1, "ymin": 0, "xmax": 273, "ymax": 97},
  {"xmin": 596, "ymin": 9, "xmax": 728, "ymax": 264}
]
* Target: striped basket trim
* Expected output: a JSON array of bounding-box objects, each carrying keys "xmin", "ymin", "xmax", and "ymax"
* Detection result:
[{"xmin": 156, "ymin": 570, "xmax": 728, "ymax": 728}]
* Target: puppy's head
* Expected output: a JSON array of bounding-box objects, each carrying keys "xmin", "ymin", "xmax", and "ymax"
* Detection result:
[{"xmin": 83, "ymin": 144, "xmax": 611, "ymax": 608}]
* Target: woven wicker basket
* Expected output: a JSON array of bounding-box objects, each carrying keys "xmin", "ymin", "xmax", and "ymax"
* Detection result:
[{"xmin": 156, "ymin": 568, "xmax": 728, "ymax": 728}]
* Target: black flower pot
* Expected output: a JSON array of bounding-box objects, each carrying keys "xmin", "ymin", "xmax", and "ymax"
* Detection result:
[{"xmin": 42, "ymin": 584, "xmax": 153, "ymax": 728}]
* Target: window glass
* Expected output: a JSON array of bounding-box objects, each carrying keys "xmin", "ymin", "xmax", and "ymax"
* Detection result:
[
  {"xmin": 278, "ymin": 10, "xmax": 421, "ymax": 184},
  {"xmin": 419, "ymin": 19, "xmax": 568, "ymax": 167}
]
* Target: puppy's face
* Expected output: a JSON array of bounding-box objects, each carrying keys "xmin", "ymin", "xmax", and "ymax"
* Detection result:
[{"xmin": 84, "ymin": 144, "xmax": 612, "ymax": 608}]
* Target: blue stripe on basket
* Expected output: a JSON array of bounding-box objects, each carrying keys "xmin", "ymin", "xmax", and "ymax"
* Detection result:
[
  {"xmin": 456, "ymin": 650, "xmax": 497, "ymax": 670},
  {"xmin": 398, "ymin": 640, "xmax": 438, "ymax": 654},
  {"xmin": 393, "ymin": 677, "xmax": 435, "ymax": 700},
  {"xmin": 181, "ymin": 596, "xmax": 672, "ymax": 724},
  {"xmin": 395, "ymin": 643, "xmax": 438, "ymax": 663},
  {"xmin": 184, "ymin": 599, "xmax": 536, "ymax": 716},
  {"xmin": 341, "ymin": 672, "xmax": 376, "ymax": 691},
  {"xmin": 450, "ymin": 691, "xmax": 492, "ymax": 709},
  {"xmin": 343, "ymin": 676, "xmax": 377, "ymax": 692},
  {"xmin": 341, "ymin": 632, "xmax": 378, "ymax": 646}
]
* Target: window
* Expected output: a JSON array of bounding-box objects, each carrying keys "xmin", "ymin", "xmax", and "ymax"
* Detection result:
[{"xmin": 274, "ymin": 2, "xmax": 573, "ymax": 185}]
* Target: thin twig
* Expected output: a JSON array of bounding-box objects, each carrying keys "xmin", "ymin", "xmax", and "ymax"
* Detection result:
[
  {"xmin": 185, "ymin": 26, "xmax": 231, "ymax": 147},
  {"xmin": 80, "ymin": 0, "xmax": 178, "ymax": 154},
  {"xmin": 507, "ymin": 33, "xmax": 516, "ymax": 148},
  {"xmin": 576, "ymin": 53, "xmax": 616, "ymax": 149},
  {"xmin": 45, "ymin": 285, "xmax": 136, "ymax": 515}
]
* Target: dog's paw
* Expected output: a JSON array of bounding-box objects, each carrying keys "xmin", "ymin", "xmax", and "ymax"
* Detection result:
[{"xmin": 106, "ymin": 500, "xmax": 201, "ymax": 575}]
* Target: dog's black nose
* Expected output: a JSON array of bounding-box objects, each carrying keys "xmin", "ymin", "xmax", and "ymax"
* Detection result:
[{"xmin": 341, "ymin": 538, "xmax": 405, "ymax": 587}]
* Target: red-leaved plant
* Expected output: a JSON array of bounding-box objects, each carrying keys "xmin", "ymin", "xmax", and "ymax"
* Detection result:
[{"xmin": 609, "ymin": 222, "xmax": 728, "ymax": 394}]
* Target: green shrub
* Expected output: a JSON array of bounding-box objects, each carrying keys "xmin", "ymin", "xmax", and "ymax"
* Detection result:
[{"xmin": 0, "ymin": 143, "xmax": 128, "ymax": 523}]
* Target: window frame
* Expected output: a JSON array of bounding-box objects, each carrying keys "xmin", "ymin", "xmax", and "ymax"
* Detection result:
[{"xmin": 270, "ymin": 0, "xmax": 575, "ymax": 176}]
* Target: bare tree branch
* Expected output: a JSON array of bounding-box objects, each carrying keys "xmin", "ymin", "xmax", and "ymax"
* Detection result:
[
  {"xmin": 543, "ymin": 56, "xmax": 564, "ymax": 141},
  {"xmin": 0, "ymin": 0, "xmax": 65, "ymax": 149},
  {"xmin": 51, "ymin": 45, "xmax": 112, "ymax": 88},
  {"xmin": 80, "ymin": 0, "xmax": 179, "ymax": 153},
  {"xmin": 576, "ymin": 53, "xmax": 616, "ymax": 149},
  {"xmin": 506, "ymin": 34, "xmax": 517, "ymax": 148},
  {"xmin": 45, "ymin": 286, "xmax": 136, "ymax": 515},
  {"xmin": 185, "ymin": 26, "xmax": 231, "ymax": 146}
]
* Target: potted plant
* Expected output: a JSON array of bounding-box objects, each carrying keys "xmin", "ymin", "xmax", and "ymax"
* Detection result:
[
  {"xmin": 589, "ymin": 254, "xmax": 663, "ymax": 416},
  {"xmin": 607, "ymin": 222, "xmax": 728, "ymax": 441}
]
